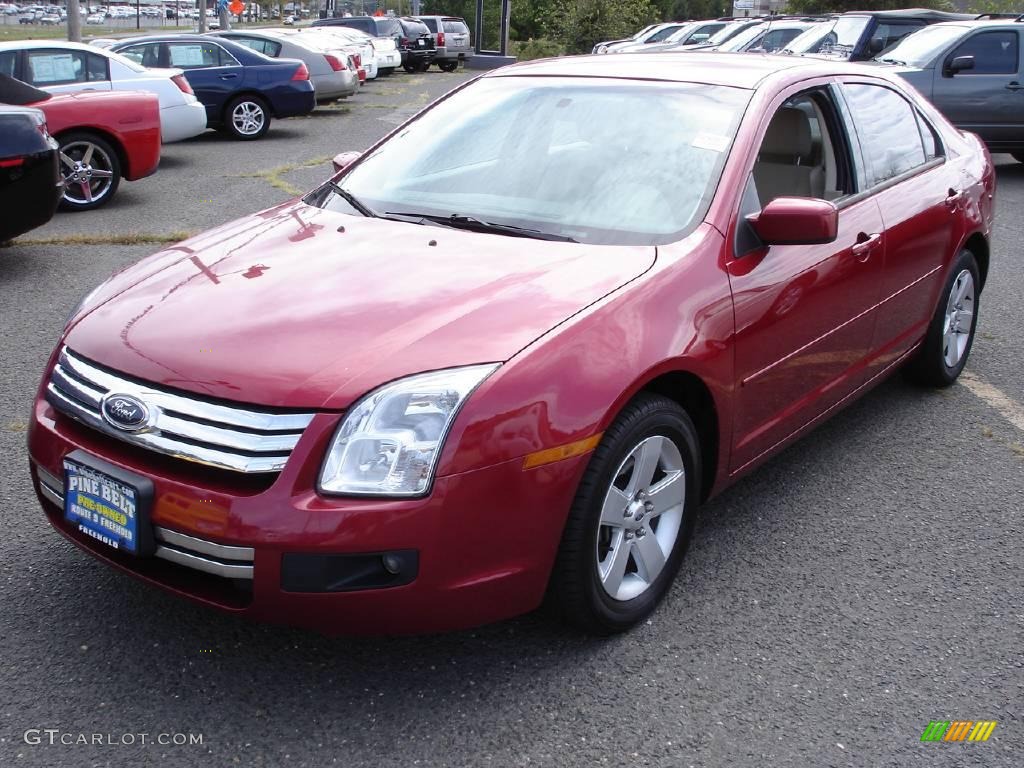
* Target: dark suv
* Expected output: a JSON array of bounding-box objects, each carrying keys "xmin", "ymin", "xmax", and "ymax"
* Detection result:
[
  {"xmin": 313, "ymin": 15, "xmax": 436, "ymax": 72},
  {"xmin": 0, "ymin": 99, "xmax": 61, "ymax": 242},
  {"xmin": 785, "ymin": 9, "xmax": 975, "ymax": 61}
]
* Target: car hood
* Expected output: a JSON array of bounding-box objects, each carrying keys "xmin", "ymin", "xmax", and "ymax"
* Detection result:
[
  {"xmin": 880, "ymin": 63, "xmax": 933, "ymax": 98},
  {"xmin": 65, "ymin": 200, "xmax": 656, "ymax": 410}
]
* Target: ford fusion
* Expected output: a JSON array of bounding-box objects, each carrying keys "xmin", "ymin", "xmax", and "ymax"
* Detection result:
[{"xmin": 28, "ymin": 54, "xmax": 995, "ymax": 635}]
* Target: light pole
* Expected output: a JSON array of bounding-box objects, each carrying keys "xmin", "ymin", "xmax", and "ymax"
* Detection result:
[{"xmin": 66, "ymin": 0, "xmax": 82, "ymax": 41}]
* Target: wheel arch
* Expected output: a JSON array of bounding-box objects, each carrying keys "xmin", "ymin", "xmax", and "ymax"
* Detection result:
[
  {"xmin": 221, "ymin": 91, "xmax": 270, "ymax": 122},
  {"xmin": 600, "ymin": 366, "xmax": 723, "ymax": 504},
  {"xmin": 962, "ymin": 231, "xmax": 989, "ymax": 291}
]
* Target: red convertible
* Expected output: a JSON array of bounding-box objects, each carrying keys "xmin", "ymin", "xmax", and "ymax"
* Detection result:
[
  {"xmin": 28, "ymin": 54, "xmax": 995, "ymax": 635},
  {"xmin": 0, "ymin": 74, "xmax": 160, "ymax": 211}
]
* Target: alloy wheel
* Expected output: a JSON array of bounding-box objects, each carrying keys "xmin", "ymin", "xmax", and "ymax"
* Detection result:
[
  {"xmin": 232, "ymin": 101, "xmax": 266, "ymax": 136},
  {"xmin": 60, "ymin": 140, "xmax": 115, "ymax": 207},
  {"xmin": 942, "ymin": 269, "xmax": 975, "ymax": 368},
  {"xmin": 595, "ymin": 435, "xmax": 685, "ymax": 601}
]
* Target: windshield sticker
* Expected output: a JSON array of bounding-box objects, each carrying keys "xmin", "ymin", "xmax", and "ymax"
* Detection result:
[{"xmin": 692, "ymin": 133, "xmax": 731, "ymax": 153}]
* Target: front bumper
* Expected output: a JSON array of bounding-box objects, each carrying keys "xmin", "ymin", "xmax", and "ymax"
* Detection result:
[{"xmin": 28, "ymin": 394, "xmax": 588, "ymax": 634}]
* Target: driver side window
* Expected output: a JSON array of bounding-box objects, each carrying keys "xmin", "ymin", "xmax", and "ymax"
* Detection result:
[
  {"xmin": 736, "ymin": 88, "xmax": 855, "ymax": 255},
  {"xmin": 750, "ymin": 89, "xmax": 854, "ymax": 209}
]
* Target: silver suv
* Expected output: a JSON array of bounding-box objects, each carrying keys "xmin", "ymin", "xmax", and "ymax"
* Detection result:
[{"xmin": 416, "ymin": 16, "xmax": 472, "ymax": 71}]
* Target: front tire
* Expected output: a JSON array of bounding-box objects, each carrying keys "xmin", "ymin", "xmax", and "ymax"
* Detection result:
[
  {"xmin": 222, "ymin": 95, "xmax": 270, "ymax": 140},
  {"xmin": 57, "ymin": 132, "xmax": 121, "ymax": 211},
  {"xmin": 904, "ymin": 249, "xmax": 980, "ymax": 387},
  {"xmin": 548, "ymin": 394, "xmax": 701, "ymax": 635}
]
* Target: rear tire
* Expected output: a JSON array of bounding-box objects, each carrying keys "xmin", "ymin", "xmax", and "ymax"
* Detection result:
[
  {"xmin": 222, "ymin": 95, "xmax": 270, "ymax": 141},
  {"xmin": 402, "ymin": 62, "xmax": 418, "ymax": 73},
  {"xmin": 547, "ymin": 394, "xmax": 701, "ymax": 635},
  {"xmin": 438, "ymin": 60, "xmax": 458, "ymax": 72},
  {"xmin": 57, "ymin": 131, "xmax": 121, "ymax": 211},
  {"xmin": 904, "ymin": 248, "xmax": 980, "ymax": 387}
]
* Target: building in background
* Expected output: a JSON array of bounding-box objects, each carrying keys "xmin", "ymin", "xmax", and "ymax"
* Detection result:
[{"xmin": 732, "ymin": 0, "xmax": 788, "ymax": 17}]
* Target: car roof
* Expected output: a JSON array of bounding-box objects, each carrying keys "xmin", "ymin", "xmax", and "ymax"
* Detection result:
[
  {"xmin": 841, "ymin": 8, "xmax": 975, "ymax": 21},
  {"xmin": 0, "ymin": 39, "xmax": 106, "ymax": 52},
  {"xmin": 926, "ymin": 18, "xmax": 1024, "ymax": 31},
  {"xmin": 493, "ymin": 52, "xmax": 840, "ymax": 89}
]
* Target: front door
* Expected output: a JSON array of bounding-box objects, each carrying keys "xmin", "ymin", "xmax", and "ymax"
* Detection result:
[
  {"xmin": 932, "ymin": 29, "xmax": 1022, "ymax": 150},
  {"xmin": 728, "ymin": 85, "xmax": 886, "ymax": 473}
]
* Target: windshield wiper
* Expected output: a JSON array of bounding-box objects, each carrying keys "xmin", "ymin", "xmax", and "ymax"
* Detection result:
[
  {"xmin": 383, "ymin": 211, "xmax": 578, "ymax": 242},
  {"xmin": 324, "ymin": 181, "xmax": 377, "ymax": 218},
  {"xmin": 877, "ymin": 57, "xmax": 907, "ymax": 65}
]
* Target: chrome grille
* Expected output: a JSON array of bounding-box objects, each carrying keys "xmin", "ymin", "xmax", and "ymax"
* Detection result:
[
  {"xmin": 46, "ymin": 346, "xmax": 315, "ymax": 474},
  {"xmin": 34, "ymin": 463, "xmax": 254, "ymax": 579}
]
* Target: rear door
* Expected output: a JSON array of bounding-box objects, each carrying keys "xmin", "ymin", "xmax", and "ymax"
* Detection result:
[
  {"xmin": 166, "ymin": 41, "xmax": 243, "ymax": 121},
  {"xmin": 23, "ymin": 48, "xmax": 112, "ymax": 93},
  {"xmin": 930, "ymin": 28, "xmax": 1021, "ymax": 149},
  {"xmin": 838, "ymin": 80, "xmax": 963, "ymax": 377}
]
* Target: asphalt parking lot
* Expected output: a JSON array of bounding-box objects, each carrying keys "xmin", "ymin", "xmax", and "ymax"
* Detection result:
[{"xmin": 1, "ymin": 69, "xmax": 1022, "ymax": 767}]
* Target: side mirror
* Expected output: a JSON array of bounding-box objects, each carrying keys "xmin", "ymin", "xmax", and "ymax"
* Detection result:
[
  {"xmin": 747, "ymin": 197, "xmax": 838, "ymax": 246},
  {"xmin": 945, "ymin": 55, "xmax": 974, "ymax": 76},
  {"xmin": 332, "ymin": 151, "xmax": 361, "ymax": 173}
]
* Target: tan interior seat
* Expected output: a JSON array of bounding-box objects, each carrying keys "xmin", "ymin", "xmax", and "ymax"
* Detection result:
[{"xmin": 753, "ymin": 107, "xmax": 825, "ymax": 204}]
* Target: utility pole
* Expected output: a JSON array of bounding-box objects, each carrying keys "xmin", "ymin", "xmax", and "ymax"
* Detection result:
[
  {"xmin": 198, "ymin": 0, "xmax": 207, "ymax": 31},
  {"xmin": 67, "ymin": 0, "xmax": 82, "ymax": 41}
]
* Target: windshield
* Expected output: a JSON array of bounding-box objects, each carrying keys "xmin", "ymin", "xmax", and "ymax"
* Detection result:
[
  {"xmin": 718, "ymin": 22, "xmax": 768, "ymax": 51},
  {"xmin": 705, "ymin": 22, "xmax": 747, "ymax": 46},
  {"xmin": 874, "ymin": 24, "xmax": 969, "ymax": 66},
  {"xmin": 320, "ymin": 76, "xmax": 751, "ymax": 246},
  {"xmin": 664, "ymin": 23, "xmax": 700, "ymax": 44},
  {"xmin": 800, "ymin": 16, "xmax": 869, "ymax": 58}
]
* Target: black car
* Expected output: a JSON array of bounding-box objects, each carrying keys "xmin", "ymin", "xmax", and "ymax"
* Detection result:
[
  {"xmin": 0, "ymin": 103, "xmax": 61, "ymax": 242},
  {"xmin": 313, "ymin": 15, "xmax": 436, "ymax": 72},
  {"xmin": 784, "ymin": 9, "xmax": 975, "ymax": 61}
]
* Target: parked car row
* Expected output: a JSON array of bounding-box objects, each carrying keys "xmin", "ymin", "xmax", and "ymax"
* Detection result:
[
  {"xmin": 0, "ymin": 22, "xmax": 460, "ymax": 237},
  {"xmin": 600, "ymin": 10, "xmax": 1023, "ymax": 160}
]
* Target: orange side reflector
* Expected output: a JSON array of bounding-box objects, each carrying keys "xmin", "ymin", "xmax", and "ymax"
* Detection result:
[{"xmin": 523, "ymin": 433, "xmax": 603, "ymax": 470}]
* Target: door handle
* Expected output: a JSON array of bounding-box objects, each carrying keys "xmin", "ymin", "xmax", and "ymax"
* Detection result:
[
  {"xmin": 945, "ymin": 188, "xmax": 964, "ymax": 209},
  {"xmin": 851, "ymin": 232, "xmax": 881, "ymax": 261},
  {"xmin": 1005, "ymin": 81, "xmax": 1024, "ymax": 91},
  {"xmin": 219, "ymin": 73, "xmax": 239, "ymax": 80}
]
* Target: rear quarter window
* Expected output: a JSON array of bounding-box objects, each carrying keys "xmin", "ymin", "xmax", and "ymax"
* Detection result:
[
  {"xmin": 420, "ymin": 17, "xmax": 438, "ymax": 32},
  {"xmin": 443, "ymin": 20, "xmax": 468, "ymax": 34}
]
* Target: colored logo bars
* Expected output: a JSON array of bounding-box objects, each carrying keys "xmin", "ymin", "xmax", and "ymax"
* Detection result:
[{"xmin": 921, "ymin": 721, "xmax": 997, "ymax": 742}]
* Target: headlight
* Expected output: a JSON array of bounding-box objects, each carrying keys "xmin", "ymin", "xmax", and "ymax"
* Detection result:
[
  {"xmin": 318, "ymin": 364, "xmax": 499, "ymax": 497},
  {"xmin": 64, "ymin": 284, "xmax": 103, "ymax": 330}
]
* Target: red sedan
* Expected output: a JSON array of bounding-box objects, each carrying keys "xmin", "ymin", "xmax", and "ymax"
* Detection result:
[
  {"xmin": 0, "ymin": 74, "xmax": 160, "ymax": 211},
  {"xmin": 28, "ymin": 54, "xmax": 995, "ymax": 635}
]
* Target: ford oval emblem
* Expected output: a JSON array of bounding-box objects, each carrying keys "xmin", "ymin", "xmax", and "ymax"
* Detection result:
[{"xmin": 101, "ymin": 393, "xmax": 150, "ymax": 432}]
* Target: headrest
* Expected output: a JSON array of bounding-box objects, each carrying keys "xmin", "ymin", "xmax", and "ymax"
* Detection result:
[{"xmin": 760, "ymin": 107, "xmax": 812, "ymax": 160}]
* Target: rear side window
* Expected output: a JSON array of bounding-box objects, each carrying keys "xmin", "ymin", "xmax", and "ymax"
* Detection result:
[
  {"xmin": 648, "ymin": 26, "xmax": 679, "ymax": 42},
  {"xmin": 420, "ymin": 17, "xmax": 438, "ymax": 32},
  {"xmin": 118, "ymin": 43, "xmax": 160, "ymax": 68},
  {"xmin": 0, "ymin": 50, "xmax": 17, "ymax": 78},
  {"xmin": 231, "ymin": 37, "xmax": 281, "ymax": 57},
  {"xmin": 167, "ymin": 43, "xmax": 237, "ymax": 68},
  {"xmin": 377, "ymin": 19, "xmax": 401, "ymax": 36},
  {"xmin": 870, "ymin": 21, "xmax": 925, "ymax": 52},
  {"xmin": 25, "ymin": 49, "xmax": 108, "ymax": 85},
  {"xmin": 948, "ymin": 30, "xmax": 1019, "ymax": 75},
  {"xmin": 842, "ymin": 82, "xmax": 926, "ymax": 186}
]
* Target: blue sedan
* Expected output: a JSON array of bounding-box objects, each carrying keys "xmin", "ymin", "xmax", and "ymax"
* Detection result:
[{"xmin": 111, "ymin": 35, "xmax": 315, "ymax": 140}]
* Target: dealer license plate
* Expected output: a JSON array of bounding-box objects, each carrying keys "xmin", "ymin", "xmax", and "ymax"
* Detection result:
[{"xmin": 63, "ymin": 457, "xmax": 141, "ymax": 554}]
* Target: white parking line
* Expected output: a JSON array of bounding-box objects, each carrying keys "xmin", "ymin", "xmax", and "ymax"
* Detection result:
[{"xmin": 960, "ymin": 371, "xmax": 1024, "ymax": 433}]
